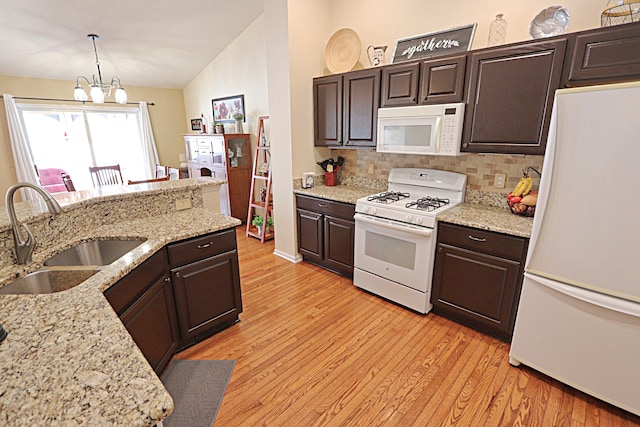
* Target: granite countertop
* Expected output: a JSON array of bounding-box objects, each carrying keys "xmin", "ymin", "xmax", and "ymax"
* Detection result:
[
  {"xmin": 436, "ymin": 203, "xmax": 533, "ymax": 238},
  {"xmin": 0, "ymin": 182, "xmax": 239, "ymax": 426},
  {"xmin": 293, "ymin": 181, "xmax": 533, "ymax": 238},
  {"xmin": 0, "ymin": 177, "xmax": 226, "ymax": 232},
  {"xmin": 293, "ymin": 178, "xmax": 386, "ymax": 205}
]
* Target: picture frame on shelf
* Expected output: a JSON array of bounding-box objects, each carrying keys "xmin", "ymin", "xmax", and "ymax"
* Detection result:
[
  {"xmin": 391, "ymin": 23, "xmax": 477, "ymax": 64},
  {"xmin": 190, "ymin": 118, "xmax": 202, "ymax": 131},
  {"xmin": 212, "ymin": 94, "xmax": 245, "ymax": 123}
]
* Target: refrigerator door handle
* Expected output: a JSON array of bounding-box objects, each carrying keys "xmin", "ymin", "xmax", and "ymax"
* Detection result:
[{"xmin": 526, "ymin": 273, "xmax": 640, "ymax": 319}]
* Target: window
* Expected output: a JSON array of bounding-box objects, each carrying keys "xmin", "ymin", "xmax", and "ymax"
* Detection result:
[{"xmin": 19, "ymin": 104, "xmax": 149, "ymax": 190}]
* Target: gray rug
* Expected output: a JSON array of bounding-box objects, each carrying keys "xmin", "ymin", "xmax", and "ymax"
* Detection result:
[{"xmin": 160, "ymin": 359, "xmax": 235, "ymax": 427}]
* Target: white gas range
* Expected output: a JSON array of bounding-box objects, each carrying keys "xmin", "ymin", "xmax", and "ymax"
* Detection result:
[{"xmin": 353, "ymin": 168, "xmax": 467, "ymax": 313}]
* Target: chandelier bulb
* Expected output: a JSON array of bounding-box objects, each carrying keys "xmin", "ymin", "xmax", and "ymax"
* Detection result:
[
  {"xmin": 90, "ymin": 85, "xmax": 105, "ymax": 104},
  {"xmin": 115, "ymin": 87, "xmax": 128, "ymax": 104},
  {"xmin": 74, "ymin": 85, "xmax": 88, "ymax": 102}
]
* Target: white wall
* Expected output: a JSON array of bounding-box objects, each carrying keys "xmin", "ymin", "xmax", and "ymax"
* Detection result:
[
  {"xmin": 183, "ymin": 14, "xmax": 269, "ymax": 148},
  {"xmin": 328, "ymin": 0, "xmax": 605, "ymax": 71}
]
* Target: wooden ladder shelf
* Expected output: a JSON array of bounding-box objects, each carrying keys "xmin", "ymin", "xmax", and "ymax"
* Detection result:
[{"xmin": 246, "ymin": 116, "xmax": 273, "ymax": 243}]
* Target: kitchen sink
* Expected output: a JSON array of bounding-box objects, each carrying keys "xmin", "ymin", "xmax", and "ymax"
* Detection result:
[
  {"xmin": 0, "ymin": 268, "xmax": 99, "ymax": 295},
  {"xmin": 44, "ymin": 239, "xmax": 146, "ymax": 267}
]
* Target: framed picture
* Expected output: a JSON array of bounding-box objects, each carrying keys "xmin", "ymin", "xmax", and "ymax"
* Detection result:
[
  {"xmin": 212, "ymin": 94, "xmax": 245, "ymax": 123},
  {"xmin": 392, "ymin": 23, "xmax": 477, "ymax": 64},
  {"xmin": 190, "ymin": 118, "xmax": 202, "ymax": 131}
]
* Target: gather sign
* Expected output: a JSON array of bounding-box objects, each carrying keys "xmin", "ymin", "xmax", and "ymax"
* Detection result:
[{"xmin": 392, "ymin": 23, "xmax": 477, "ymax": 63}]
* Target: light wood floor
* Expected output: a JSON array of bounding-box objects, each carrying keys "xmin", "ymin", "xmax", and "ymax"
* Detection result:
[{"xmin": 175, "ymin": 227, "xmax": 640, "ymax": 426}]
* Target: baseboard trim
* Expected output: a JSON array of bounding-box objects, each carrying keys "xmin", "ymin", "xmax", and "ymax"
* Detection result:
[{"xmin": 274, "ymin": 249, "xmax": 302, "ymax": 263}]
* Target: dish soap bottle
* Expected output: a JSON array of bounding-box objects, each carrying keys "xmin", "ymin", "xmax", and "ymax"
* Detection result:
[{"xmin": 488, "ymin": 14, "xmax": 507, "ymax": 46}]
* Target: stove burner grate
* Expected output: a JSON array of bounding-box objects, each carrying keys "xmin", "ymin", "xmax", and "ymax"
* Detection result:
[
  {"xmin": 367, "ymin": 191, "xmax": 410, "ymax": 204},
  {"xmin": 405, "ymin": 196, "xmax": 450, "ymax": 212}
]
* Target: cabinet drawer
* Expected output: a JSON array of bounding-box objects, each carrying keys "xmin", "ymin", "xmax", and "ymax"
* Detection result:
[
  {"xmin": 104, "ymin": 249, "xmax": 169, "ymax": 316},
  {"xmin": 167, "ymin": 229, "xmax": 237, "ymax": 267},
  {"xmin": 295, "ymin": 195, "xmax": 355, "ymax": 220},
  {"xmin": 437, "ymin": 222, "xmax": 526, "ymax": 261}
]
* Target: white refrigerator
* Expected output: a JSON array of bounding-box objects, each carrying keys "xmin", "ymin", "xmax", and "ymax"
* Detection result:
[{"xmin": 509, "ymin": 81, "xmax": 640, "ymax": 416}]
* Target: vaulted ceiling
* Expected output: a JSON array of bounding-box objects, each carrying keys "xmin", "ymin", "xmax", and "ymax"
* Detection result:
[{"xmin": 0, "ymin": 0, "xmax": 264, "ymax": 89}]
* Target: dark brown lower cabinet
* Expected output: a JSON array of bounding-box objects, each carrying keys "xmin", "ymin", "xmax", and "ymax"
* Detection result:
[
  {"xmin": 104, "ymin": 228, "xmax": 242, "ymax": 373},
  {"xmin": 119, "ymin": 274, "xmax": 179, "ymax": 374},
  {"xmin": 431, "ymin": 222, "xmax": 528, "ymax": 342},
  {"xmin": 171, "ymin": 251, "xmax": 241, "ymax": 349},
  {"xmin": 168, "ymin": 229, "xmax": 242, "ymax": 350},
  {"xmin": 105, "ymin": 249, "xmax": 179, "ymax": 374},
  {"xmin": 296, "ymin": 194, "xmax": 355, "ymax": 277}
]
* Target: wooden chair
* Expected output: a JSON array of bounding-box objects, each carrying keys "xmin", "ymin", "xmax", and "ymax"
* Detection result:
[
  {"xmin": 156, "ymin": 164, "xmax": 169, "ymax": 178},
  {"xmin": 61, "ymin": 172, "xmax": 76, "ymax": 191},
  {"xmin": 127, "ymin": 176, "xmax": 170, "ymax": 185},
  {"xmin": 168, "ymin": 167, "xmax": 180, "ymax": 180},
  {"xmin": 89, "ymin": 164, "xmax": 124, "ymax": 187}
]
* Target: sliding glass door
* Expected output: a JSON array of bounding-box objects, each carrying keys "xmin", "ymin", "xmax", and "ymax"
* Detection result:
[{"xmin": 20, "ymin": 105, "xmax": 147, "ymax": 190}]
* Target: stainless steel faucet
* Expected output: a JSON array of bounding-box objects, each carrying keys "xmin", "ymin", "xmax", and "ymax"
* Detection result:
[{"xmin": 5, "ymin": 182, "xmax": 62, "ymax": 264}]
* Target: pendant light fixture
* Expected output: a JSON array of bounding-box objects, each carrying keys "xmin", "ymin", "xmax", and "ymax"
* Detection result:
[{"xmin": 73, "ymin": 34, "xmax": 127, "ymax": 104}]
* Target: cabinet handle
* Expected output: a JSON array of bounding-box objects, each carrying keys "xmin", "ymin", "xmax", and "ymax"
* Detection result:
[
  {"xmin": 318, "ymin": 203, "xmax": 328, "ymax": 208},
  {"xmin": 197, "ymin": 242, "xmax": 213, "ymax": 249},
  {"xmin": 468, "ymin": 235, "xmax": 487, "ymax": 242},
  {"xmin": 175, "ymin": 272, "xmax": 180, "ymax": 278},
  {"xmin": 164, "ymin": 277, "xmax": 170, "ymax": 283}
]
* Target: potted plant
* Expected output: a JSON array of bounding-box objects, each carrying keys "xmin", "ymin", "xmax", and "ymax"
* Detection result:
[
  {"xmin": 251, "ymin": 215, "xmax": 274, "ymax": 236},
  {"xmin": 233, "ymin": 112, "xmax": 244, "ymax": 133}
]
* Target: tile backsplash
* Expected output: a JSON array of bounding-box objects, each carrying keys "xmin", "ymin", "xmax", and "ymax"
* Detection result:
[{"xmin": 333, "ymin": 149, "xmax": 544, "ymax": 194}]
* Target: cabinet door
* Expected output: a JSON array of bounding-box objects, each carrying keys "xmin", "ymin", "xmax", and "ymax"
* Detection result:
[
  {"xmin": 227, "ymin": 167, "xmax": 251, "ymax": 222},
  {"xmin": 419, "ymin": 55, "xmax": 466, "ymax": 104},
  {"xmin": 297, "ymin": 208, "xmax": 323, "ymax": 262},
  {"xmin": 120, "ymin": 275, "xmax": 179, "ymax": 374},
  {"xmin": 343, "ymin": 68, "xmax": 380, "ymax": 147},
  {"xmin": 381, "ymin": 62, "xmax": 420, "ymax": 107},
  {"xmin": 324, "ymin": 215, "xmax": 355, "ymax": 277},
  {"xmin": 172, "ymin": 251, "xmax": 242, "ymax": 345},
  {"xmin": 462, "ymin": 39, "xmax": 566, "ymax": 155},
  {"xmin": 313, "ymin": 75, "xmax": 343, "ymax": 147},
  {"xmin": 566, "ymin": 24, "xmax": 640, "ymax": 86},
  {"xmin": 432, "ymin": 243, "xmax": 522, "ymax": 341}
]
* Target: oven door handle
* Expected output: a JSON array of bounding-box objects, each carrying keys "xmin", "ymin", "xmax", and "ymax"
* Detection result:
[{"xmin": 355, "ymin": 213, "xmax": 433, "ymax": 237}]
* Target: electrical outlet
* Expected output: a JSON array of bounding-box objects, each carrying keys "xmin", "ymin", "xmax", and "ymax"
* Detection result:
[
  {"xmin": 367, "ymin": 162, "xmax": 375, "ymax": 175},
  {"xmin": 494, "ymin": 173, "xmax": 506, "ymax": 189},
  {"xmin": 175, "ymin": 198, "xmax": 192, "ymax": 210}
]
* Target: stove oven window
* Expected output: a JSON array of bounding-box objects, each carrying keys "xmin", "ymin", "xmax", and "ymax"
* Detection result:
[{"xmin": 364, "ymin": 231, "xmax": 416, "ymax": 270}]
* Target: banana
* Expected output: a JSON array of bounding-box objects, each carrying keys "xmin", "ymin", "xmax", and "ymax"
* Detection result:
[
  {"xmin": 512, "ymin": 177, "xmax": 528, "ymax": 197},
  {"xmin": 521, "ymin": 177, "xmax": 533, "ymax": 196}
]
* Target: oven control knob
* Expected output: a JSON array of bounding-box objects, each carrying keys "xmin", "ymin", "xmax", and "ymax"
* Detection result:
[
  {"xmin": 405, "ymin": 215, "xmax": 414, "ymax": 223},
  {"xmin": 361, "ymin": 206, "xmax": 369, "ymax": 214},
  {"xmin": 415, "ymin": 217, "xmax": 423, "ymax": 225},
  {"xmin": 370, "ymin": 207, "xmax": 377, "ymax": 215}
]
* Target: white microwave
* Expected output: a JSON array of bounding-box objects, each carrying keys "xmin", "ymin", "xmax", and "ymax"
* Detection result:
[{"xmin": 376, "ymin": 103, "xmax": 465, "ymax": 156}]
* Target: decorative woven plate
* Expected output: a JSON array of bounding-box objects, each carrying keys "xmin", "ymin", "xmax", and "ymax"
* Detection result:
[{"xmin": 325, "ymin": 28, "xmax": 361, "ymax": 74}]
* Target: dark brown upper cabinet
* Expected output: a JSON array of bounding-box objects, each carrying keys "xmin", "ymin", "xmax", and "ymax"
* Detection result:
[
  {"xmin": 313, "ymin": 74, "xmax": 343, "ymax": 147},
  {"xmin": 564, "ymin": 22, "xmax": 640, "ymax": 87},
  {"xmin": 418, "ymin": 55, "xmax": 467, "ymax": 104},
  {"xmin": 380, "ymin": 55, "xmax": 466, "ymax": 107},
  {"xmin": 342, "ymin": 68, "xmax": 380, "ymax": 147},
  {"xmin": 314, "ymin": 68, "xmax": 380, "ymax": 148},
  {"xmin": 380, "ymin": 62, "xmax": 420, "ymax": 106},
  {"xmin": 462, "ymin": 39, "xmax": 566, "ymax": 155}
]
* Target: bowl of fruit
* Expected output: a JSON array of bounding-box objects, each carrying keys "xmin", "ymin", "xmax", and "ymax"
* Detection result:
[{"xmin": 506, "ymin": 168, "xmax": 540, "ymax": 217}]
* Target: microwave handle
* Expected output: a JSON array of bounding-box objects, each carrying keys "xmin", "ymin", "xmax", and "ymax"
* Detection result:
[{"xmin": 433, "ymin": 117, "xmax": 442, "ymax": 153}]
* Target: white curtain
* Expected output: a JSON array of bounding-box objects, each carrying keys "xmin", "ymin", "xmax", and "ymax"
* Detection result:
[
  {"xmin": 139, "ymin": 101, "xmax": 160, "ymax": 178},
  {"xmin": 3, "ymin": 94, "xmax": 39, "ymax": 199}
]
